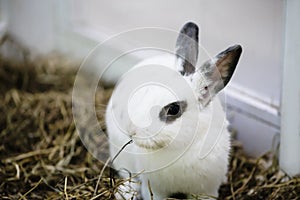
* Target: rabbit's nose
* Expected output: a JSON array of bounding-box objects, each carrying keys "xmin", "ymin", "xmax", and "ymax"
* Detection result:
[{"xmin": 127, "ymin": 123, "xmax": 137, "ymax": 137}]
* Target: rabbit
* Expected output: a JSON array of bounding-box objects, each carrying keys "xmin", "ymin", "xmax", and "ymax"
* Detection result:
[{"xmin": 105, "ymin": 22, "xmax": 242, "ymax": 200}]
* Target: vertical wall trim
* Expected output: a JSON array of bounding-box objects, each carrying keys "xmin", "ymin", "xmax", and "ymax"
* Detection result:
[{"xmin": 280, "ymin": 0, "xmax": 300, "ymax": 177}]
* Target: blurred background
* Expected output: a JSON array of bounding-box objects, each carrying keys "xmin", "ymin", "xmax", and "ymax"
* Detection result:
[{"xmin": 0, "ymin": 0, "xmax": 299, "ymax": 176}]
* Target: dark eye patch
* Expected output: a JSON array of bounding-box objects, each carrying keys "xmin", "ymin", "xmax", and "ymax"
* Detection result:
[
  {"xmin": 159, "ymin": 101, "xmax": 187, "ymax": 123},
  {"xmin": 167, "ymin": 103, "xmax": 180, "ymax": 115}
]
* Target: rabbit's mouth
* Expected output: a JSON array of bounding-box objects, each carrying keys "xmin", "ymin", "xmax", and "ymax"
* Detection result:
[{"xmin": 132, "ymin": 134, "xmax": 173, "ymax": 150}]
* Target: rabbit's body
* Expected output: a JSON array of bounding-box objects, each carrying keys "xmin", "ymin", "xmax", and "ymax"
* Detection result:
[
  {"xmin": 107, "ymin": 98, "xmax": 230, "ymax": 200},
  {"xmin": 105, "ymin": 22, "xmax": 242, "ymax": 199}
]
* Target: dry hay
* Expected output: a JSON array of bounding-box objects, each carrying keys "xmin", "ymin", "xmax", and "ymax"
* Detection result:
[{"xmin": 0, "ymin": 42, "xmax": 299, "ymax": 199}]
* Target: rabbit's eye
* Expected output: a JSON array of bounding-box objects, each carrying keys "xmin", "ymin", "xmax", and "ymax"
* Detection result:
[
  {"xmin": 167, "ymin": 104, "xmax": 180, "ymax": 116},
  {"xmin": 159, "ymin": 101, "xmax": 187, "ymax": 123}
]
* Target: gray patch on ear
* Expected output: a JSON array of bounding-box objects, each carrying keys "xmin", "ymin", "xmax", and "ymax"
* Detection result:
[
  {"xmin": 200, "ymin": 45, "xmax": 242, "ymax": 92},
  {"xmin": 176, "ymin": 22, "xmax": 199, "ymax": 76},
  {"xmin": 201, "ymin": 60, "xmax": 214, "ymax": 76},
  {"xmin": 215, "ymin": 44, "xmax": 242, "ymax": 86}
]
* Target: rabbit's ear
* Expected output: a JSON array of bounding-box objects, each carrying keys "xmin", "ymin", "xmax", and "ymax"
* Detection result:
[
  {"xmin": 201, "ymin": 45, "xmax": 242, "ymax": 93},
  {"xmin": 175, "ymin": 22, "xmax": 199, "ymax": 76}
]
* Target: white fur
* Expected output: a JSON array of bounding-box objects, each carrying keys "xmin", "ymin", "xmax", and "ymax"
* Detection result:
[{"xmin": 106, "ymin": 54, "xmax": 231, "ymax": 200}]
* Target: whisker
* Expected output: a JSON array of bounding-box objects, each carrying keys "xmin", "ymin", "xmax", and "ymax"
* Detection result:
[
  {"xmin": 96, "ymin": 110, "xmax": 107, "ymax": 114},
  {"xmin": 94, "ymin": 103, "xmax": 108, "ymax": 108}
]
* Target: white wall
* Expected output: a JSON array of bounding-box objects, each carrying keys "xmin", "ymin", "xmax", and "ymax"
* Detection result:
[
  {"xmin": 0, "ymin": 0, "xmax": 7, "ymax": 38},
  {"xmin": 70, "ymin": 0, "xmax": 284, "ymax": 106},
  {"xmin": 4, "ymin": 0, "xmax": 57, "ymax": 54}
]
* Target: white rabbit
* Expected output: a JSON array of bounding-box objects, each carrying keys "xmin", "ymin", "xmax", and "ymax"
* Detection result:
[{"xmin": 105, "ymin": 22, "xmax": 242, "ymax": 200}]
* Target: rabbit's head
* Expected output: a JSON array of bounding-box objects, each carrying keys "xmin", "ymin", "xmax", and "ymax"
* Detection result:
[{"xmin": 110, "ymin": 22, "xmax": 242, "ymax": 151}]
